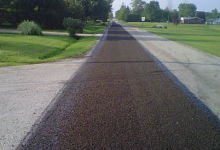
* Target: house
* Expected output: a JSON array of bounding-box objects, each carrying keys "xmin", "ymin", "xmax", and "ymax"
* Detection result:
[
  {"xmin": 180, "ymin": 17, "xmax": 203, "ymax": 24},
  {"xmin": 206, "ymin": 18, "xmax": 220, "ymax": 25}
]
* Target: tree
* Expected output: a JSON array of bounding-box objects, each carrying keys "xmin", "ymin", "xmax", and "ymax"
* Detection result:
[
  {"xmin": 116, "ymin": 3, "xmax": 129, "ymax": 22},
  {"xmin": 211, "ymin": 8, "xmax": 219, "ymax": 18},
  {"xmin": 15, "ymin": 0, "xmax": 67, "ymax": 29},
  {"xmin": 161, "ymin": 7, "xmax": 173, "ymax": 22},
  {"xmin": 64, "ymin": 0, "xmax": 85, "ymax": 20},
  {"xmin": 178, "ymin": 3, "xmax": 197, "ymax": 17},
  {"xmin": 12, "ymin": 0, "xmax": 114, "ymax": 28},
  {"xmin": 196, "ymin": 11, "xmax": 206, "ymax": 21},
  {"xmin": 131, "ymin": 0, "xmax": 146, "ymax": 16},
  {"xmin": 90, "ymin": 0, "xmax": 113, "ymax": 22},
  {"xmin": 0, "ymin": 0, "xmax": 17, "ymax": 26},
  {"xmin": 205, "ymin": 12, "xmax": 212, "ymax": 20},
  {"xmin": 143, "ymin": 1, "xmax": 162, "ymax": 22},
  {"xmin": 167, "ymin": 0, "xmax": 173, "ymax": 22},
  {"xmin": 173, "ymin": 9, "xmax": 180, "ymax": 28},
  {"xmin": 108, "ymin": 12, "xmax": 113, "ymax": 20}
]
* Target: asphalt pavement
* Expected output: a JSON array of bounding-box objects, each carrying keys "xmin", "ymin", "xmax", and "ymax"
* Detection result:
[{"xmin": 17, "ymin": 22, "xmax": 220, "ymax": 149}]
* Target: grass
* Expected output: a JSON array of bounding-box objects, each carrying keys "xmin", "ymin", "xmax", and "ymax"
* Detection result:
[
  {"xmin": 43, "ymin": 21, "xmax": 110, "ymax": 34},
  {"xmin": 0, "ymin": 33, "xmax": 99, "ymax": 67},
  {"xmin": 1, "ymin": 21, "xmax": 110, "ymax": 34},
  {"xmin": 119, "ymin": 21, "xmax": 220, "ymax": 57},
  {"xmin": 83, "ymin": 21, "xmax": 110, "ymax": 34}
]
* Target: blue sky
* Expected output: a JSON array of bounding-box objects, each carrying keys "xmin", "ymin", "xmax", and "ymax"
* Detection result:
[{"xmin": 112, "ymin": 0, "xmax": 220, "ymax": 15}]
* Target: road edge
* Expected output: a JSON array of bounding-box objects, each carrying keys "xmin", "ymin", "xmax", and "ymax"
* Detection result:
[
  {"xmin": 16, "ymin": 25, "xmax": 111, "ymax": 150},
  {"xmin": 117, "ymin": 21, "xmax": 220, "ymax": 129}
]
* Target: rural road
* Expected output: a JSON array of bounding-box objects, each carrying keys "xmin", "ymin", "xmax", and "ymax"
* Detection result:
[{"xmin": 16, "ymin": 22, "xmax": 220, "ymax": 149}]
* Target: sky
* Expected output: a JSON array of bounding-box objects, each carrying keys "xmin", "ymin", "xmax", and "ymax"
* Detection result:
[{"xmin": 112, "ymin": 0, "xmax": 220, "ymax": 16}]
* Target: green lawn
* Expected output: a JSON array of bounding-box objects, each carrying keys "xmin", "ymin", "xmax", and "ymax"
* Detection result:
[
  {"xmin": 120, "ymin": 21, "xmax": 220, "ymax": 57},
  {"xmin": 83, "ymin": 21, "xmax": 110, "ymax": 34},
  {"xmin": 44, "ymin": 21, "xmax": 110, "ymax": 34},
  {"xmin": 0, "ymin": 34, "xmax": 98, "ymax": 67}
]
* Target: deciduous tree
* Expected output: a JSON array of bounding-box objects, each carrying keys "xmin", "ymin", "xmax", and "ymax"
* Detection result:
[
  {"xmin": 196, "ymin": 11, "xmax": 206, "ymax": 21},
  {"xmin": 116, "ymin": 3, "xmax": 130, "ymax": 22},
  {"xmin": 143, "ymin": 1, "xmax": 162, "ymax": 22},
  {"xmin": 131, "ymin": 0, "xmax": 146, "ymax": 16},
  {"xmin": 173, "ymin": 9, "xmax": 180, "ymax": 28},
  {"xmin": 211, "ymin": 8, "xmax": 219, "ymax": 18},
  {"xmin": 178, "ymin": 3, "xmax": 197, "ymax": 17}
]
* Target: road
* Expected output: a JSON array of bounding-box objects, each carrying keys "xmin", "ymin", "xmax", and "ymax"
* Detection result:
[{"xmin": 16, "ymin": 22, "xmax": 220, "ymax": 149}]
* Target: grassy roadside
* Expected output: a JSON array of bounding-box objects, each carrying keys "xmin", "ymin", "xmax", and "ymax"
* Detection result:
[
  {"xmin": 83, "ymin": 21, "xmax": 110, "ymax": 34},
  {"xmin": 1, "ymin": 21, "xmax": 110, "ymax": 34},
  {"xmin": 43, "ymin": 21, "xmax": 111, "ymax": 34},
  {"xmin": 119, "ymin": 21, "xmax": 220, "ymax": 57},
  {"xmin": 0, "ymin": 33, "xmax": 99, "ymax": 67}
]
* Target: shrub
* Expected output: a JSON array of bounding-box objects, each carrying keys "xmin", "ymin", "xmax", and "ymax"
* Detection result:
[
  {"xmin": 94, "ymin": 20, "xmax": 102, "ymax": 23},
  {"xmin": 17, "ymin": 20, "xmax": 42, "ymax": 35},
  {"xmin": 101, "ymin": 22, "xmax": 106, "ymax": 26},
  {"xmin": 63, "ymin": 17, "xmax": 84, "ymax": 38}
]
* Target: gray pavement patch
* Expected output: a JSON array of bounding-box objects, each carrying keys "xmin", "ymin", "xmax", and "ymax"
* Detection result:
[{"xmin": 0, "ymin": 58, "xmax": 86, "ymax": 150}]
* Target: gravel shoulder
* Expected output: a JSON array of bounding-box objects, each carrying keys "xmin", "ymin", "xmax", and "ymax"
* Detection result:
[
  {"xmin": 0, "ymin": 39, "xmax": 102, "ymax": 149},
  {"xmin": 119, "ymin": 22, "xmax": 220, "ymax": 119}
]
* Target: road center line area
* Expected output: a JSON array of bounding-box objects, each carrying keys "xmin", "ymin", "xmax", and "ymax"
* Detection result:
[{"xmin": 13, "ymin": 21, "xmax": 220, "ymax": 149}]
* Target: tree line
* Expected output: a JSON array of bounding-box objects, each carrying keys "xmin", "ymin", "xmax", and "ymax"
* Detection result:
[
  {"xmin": 0, "ymin": 0, "xmax": 113, "ymax": 29},
  {"xmin": 116, "ymin": 0, "xmax": 220, "ymax": 22}
]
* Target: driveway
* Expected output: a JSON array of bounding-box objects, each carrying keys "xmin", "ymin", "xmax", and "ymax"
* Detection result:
[{"xmin": 0, "ymin": 29, "xmax": 102, "ymax": 37}]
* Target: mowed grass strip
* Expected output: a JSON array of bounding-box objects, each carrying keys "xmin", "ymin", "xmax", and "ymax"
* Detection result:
[
  {"xmin": 83, "ymin": 22, "xmax": 110, "ymax": 34},
  {"xmin": 43, "ymin": 21, "xmax": 110, "ymax": 34},
  {"xmin": 121, "ymin": 21, "xmax": 220, "ymax": 57},
  {"xmin": 0, "ymin": 33, "xmax": 98, "ymax": 67}
]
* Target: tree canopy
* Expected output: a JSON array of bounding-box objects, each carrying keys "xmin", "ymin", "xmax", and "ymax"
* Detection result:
[
  {"xmin": 211, "ymin": 8, "xmax": 219, "ymax": 18},
  {"xmin": 0, "ymin": 0, "xmax": 113, "ymax": 28},
  {"xmin": 131, "ymin": 0, "xmax": 146, "ymax": 16},
  {"xmin": 178, "ymin": 3, "xmax": 197, "ymax": 17},
  {"xmin": 196, "ymin": 11, "xmax": 206, "ymax": 21},
  {"xmin": 143, "ymin": 1, "xmax": 162, "ymax": 22}
]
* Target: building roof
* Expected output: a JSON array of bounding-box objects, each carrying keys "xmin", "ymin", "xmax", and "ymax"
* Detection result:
[
  {"xmin": 213, "ymin": 18, "xmax": 220, "ymax": 22},
  {"xmin": 207, "ymin": 18, "xmax": 220, "ymax": 21},
  {"xmin": 207, "ymin": 18, "xmax": 217, "ymax": 22}
]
